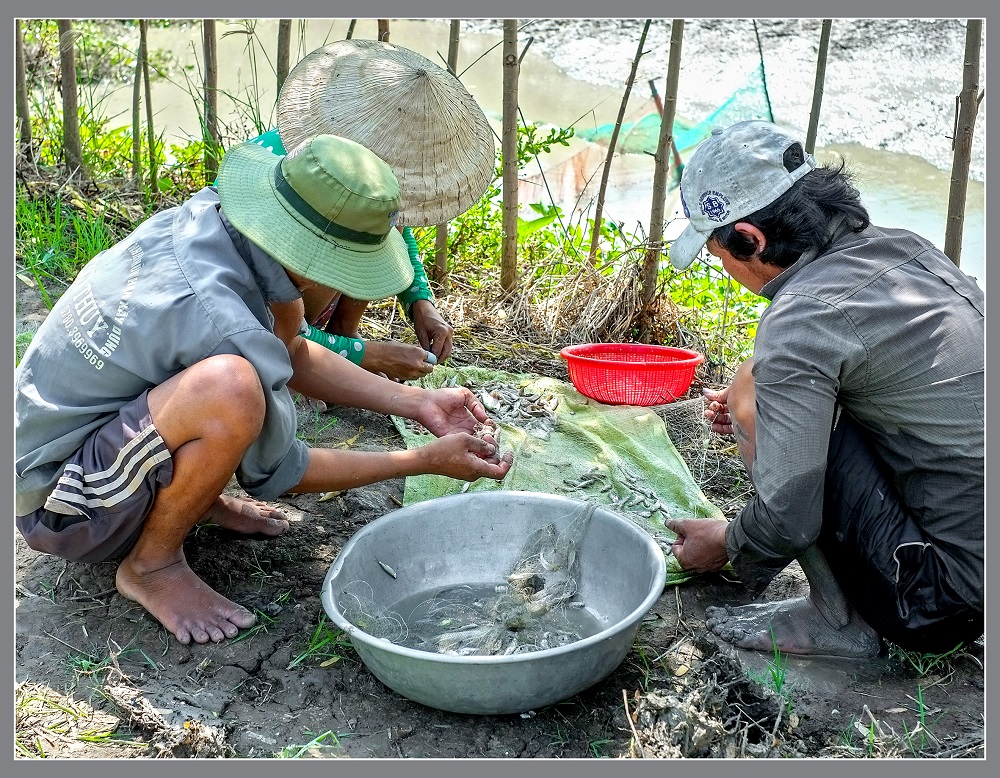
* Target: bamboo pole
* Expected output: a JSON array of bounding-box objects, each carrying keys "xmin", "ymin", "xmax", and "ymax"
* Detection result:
[
  {"xmin": 805, "ymin": 19, "xmax": 832, "ymax": 154},
  {"xmin": 346, "ymin": 20, "xmax": 357, "ymax": 40},
  {"xmin": 141, "ymin": 21, "xmax": 156, "ymax": 193},
  {"xmin": 277, "ymin": 20, "xmax": 292, "ymax": 92},
  {"xmin": 587, "ymin": 20, "xmax": 651, "ymax": 265},
  {"xmin": 203, "ymin": 20, "xmax": 219, "ymax": 184},
  {"xmin": 378, "ymin": 19, "xmax": 390, "ymax": 42},
  {"xmin": 15, "ymin": 19, "xmax": 33, "ymax": 156},
  {"xmin": 433, "ymin": 19, "xmax": 462, "ymax": 287},
  {"xmin": 500, "ymin": 19, "xmax": 519, "ymax": 294},
  {"xmin": 57, "ymin": 19, "xmax": 84, "ymax": 177},
  {"xmin": 131, "ymin": 23, "xmax": 142, "ymax": 187},
  {"xmin": 647, "ymin": 80, "xmax": 683, "ymax": 183},
  {"xmin": 641, "ymin": 19, "xmax": 684, "ymax": 312},
  {"xmin": 943, "ymin": 18, "xmax": 983, "ymax": 268}
]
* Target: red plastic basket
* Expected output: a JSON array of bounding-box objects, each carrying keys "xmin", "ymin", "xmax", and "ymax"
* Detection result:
[{"xmin": 560, "ymin": 343, "xmax": 704, "ymax": 406}]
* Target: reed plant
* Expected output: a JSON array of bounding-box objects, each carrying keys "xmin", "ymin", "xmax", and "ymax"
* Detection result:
[{"xmin": 15, "ymin": 19, "xmax": 765, "ymax": 384}]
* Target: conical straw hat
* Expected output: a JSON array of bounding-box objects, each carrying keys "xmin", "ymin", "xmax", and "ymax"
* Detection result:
[{"xmin": 277, "ymin": 39, "xmax": 496, "ymax": 226}]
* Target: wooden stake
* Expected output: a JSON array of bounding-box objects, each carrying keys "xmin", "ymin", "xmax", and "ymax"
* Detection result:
[
  {"xmin": 587, "ymin": 20, "xmax": 651, "ymax": 265},
  {"xmin": 805, "ymin": 19, "xmax": 832, "ymax": 155},
  {"xmin": 58, "ymin": 19, "xmax": 84, "ymax": 177},
  {"xmin": 500, "ymin": 20, "xmax": 520, "ymax": 294},
  {"xmin": 641, "ymin": 19, "xmax": 684, "ymax": 315},
  {"xmin": 943, "ymin": 18, "xmax": 983, "ymax": 268},
  {"xmin": 434, "ymin": 19, "xmax": 462, "ymax": 287}
]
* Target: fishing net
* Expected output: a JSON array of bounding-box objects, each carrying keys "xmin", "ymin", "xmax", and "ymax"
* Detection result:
[
  {"xmin": 391, "ymin": 365, "xmax": 728, "ymax": 587},
  {"xmin": 576, "ymin": 62, "xmax": 775, "ymax": 155},
  {"xmin": 338, "ymin": 503, "xmax": 600, "ymax": 656}
]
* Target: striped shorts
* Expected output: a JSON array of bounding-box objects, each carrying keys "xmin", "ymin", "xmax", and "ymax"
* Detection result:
[{"xmin": 16, "ymin": 391, "xmax": 174, "ymax": 564}]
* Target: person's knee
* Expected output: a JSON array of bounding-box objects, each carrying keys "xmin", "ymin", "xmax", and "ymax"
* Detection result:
[
  {"xmin": 198, "ymin": 355, "xmax": 265, "ymax": 419},
  {"xmin": 156, "ymin": 355, "xmax": 265, "ymax": 434}
]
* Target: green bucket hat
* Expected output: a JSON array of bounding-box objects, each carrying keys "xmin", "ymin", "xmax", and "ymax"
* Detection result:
[{"xmin": 217, "ymin": 133, "xmax": 414, "ymax": 301}]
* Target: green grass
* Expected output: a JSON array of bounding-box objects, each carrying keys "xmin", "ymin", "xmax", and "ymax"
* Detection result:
[
  {"xmin": 296, "ymin": 403, "xmax": 341, "ymax": 446},
  {"xmin": 588, "ymin": 738, "xmax": 615, "ymax": 758},
  {"xmin": 15, "ymin": 193, "xmax": 119, "ymax": 311},
  {"xmin": 746, "ymin": 627, "xmax": 793, "ymax": 712},
  {"xmin": 286, "ymin": 614, "xmax": 353, "ymax": 670},
  {"xmin": 15, "ymin": 681, "xmax": 135, "ymax": 758},
  {"xmin": 277, "ymin": 729, "xmax": 347, "ymax": 758},
  {"xmin": 15, "ymin": 325, "xmax": 37, "ymax": 365},
  {"xmin": 887, "ymin": 641, "xmax": 966, "ymax": 677},
  {"xmin": 228, "ymin": 590, "xmax": 292, "ymax": 645}
]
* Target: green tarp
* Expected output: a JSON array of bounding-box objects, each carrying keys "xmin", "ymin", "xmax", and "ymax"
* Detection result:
[{"xmin": 392, "ymin": 366, "xmax": 727, "ymax": 586}]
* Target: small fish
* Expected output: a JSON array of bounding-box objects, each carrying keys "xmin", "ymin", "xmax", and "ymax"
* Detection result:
[{"xmin": 376, "ymin": 559, "xmax": 397, "ymax": 578}]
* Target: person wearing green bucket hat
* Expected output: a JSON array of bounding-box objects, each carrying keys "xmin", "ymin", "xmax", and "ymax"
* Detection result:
[
  {"xmin": 14, "ymin": 133, "xmax": 514, "ymax": 646},
  {"xmin": 230, "ymin": 38, "xmax": 497, "ymax": 382}
]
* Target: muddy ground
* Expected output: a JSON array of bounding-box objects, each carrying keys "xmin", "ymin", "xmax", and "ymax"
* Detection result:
[{"xmin": 13, "ymin": 280, "xmax": 986, "ymax": 761}]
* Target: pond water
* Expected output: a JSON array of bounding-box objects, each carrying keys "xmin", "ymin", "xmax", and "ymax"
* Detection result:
[{"xmin": 90, "ymin": 18, "xmax": 985, "ymax": 287}]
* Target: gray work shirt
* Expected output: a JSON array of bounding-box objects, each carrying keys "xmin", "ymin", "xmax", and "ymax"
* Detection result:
[
  {"xmin": 15, "ymin": 187, "xmax": 310, "ymax": 515},
  {"xmin": 726, "ymin": 218, "xmax": 985, "ymax": 610}
]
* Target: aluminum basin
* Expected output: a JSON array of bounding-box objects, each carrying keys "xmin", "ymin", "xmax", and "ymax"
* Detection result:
[{"xmin": 321, "ymin": 490, "xmax": 666, "ymax": 715}]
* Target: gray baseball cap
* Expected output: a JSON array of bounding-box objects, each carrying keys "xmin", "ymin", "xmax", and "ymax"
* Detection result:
[{"xmin": 669, "ymin": 120, "xmax": 816, "ymax": 270}]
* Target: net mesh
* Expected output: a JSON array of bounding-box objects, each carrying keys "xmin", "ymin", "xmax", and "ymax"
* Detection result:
[
  {"xmin": 392, "ymin": 365, "xmax": 728, "ymax": 585},
  {"xmin": 339, "ymin": 503, "xmax": 600, "ymax": 656},
  {"xmin": 577, "ymin": 63, "xmax": 775, "ymax": 155}
]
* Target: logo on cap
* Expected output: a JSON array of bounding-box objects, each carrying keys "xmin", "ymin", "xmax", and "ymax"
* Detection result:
[{"xmin": 700, "ymin": 190, "xmax": 731, "ymax": 223}]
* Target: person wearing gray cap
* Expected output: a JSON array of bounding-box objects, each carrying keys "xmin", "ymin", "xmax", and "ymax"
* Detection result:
[
  {"xmin": 15, "ymin": 133, "xmax": 513, "ymax": 646},
  {"xmin": 664, "ymin": 120, "xmax": 983, "ymax": 659}
]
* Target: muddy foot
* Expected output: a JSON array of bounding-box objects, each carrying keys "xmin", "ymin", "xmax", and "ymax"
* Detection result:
[
  {"xmin": 705, "ymin": 597, "xmax": 882, "ymax": 658},
  {"xmin": 200, "ymin": 494, "xmax": 289, "ymax": 538},
  {"xmin": 116, "ymin": 557, "xmax": 257, "ymax": 644}
]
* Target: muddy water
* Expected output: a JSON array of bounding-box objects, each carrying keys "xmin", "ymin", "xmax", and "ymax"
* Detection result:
[{"xmin": 93, "ymin": 18, "xmax": 985, "ymax": 286}]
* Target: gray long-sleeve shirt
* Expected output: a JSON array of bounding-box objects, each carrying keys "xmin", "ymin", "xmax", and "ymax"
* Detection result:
[
  {"xmin": 15, "ymin": 187, "xmax": 310, "ymax": 516},
  {"xmin": 726, "ymin": 218, "xmax": 985, "ymax": 610}
]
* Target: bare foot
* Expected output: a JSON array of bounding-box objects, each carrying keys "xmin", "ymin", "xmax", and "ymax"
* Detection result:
[
  {"xmin": 200, "ymin": 494, "xmax": 289, "ymax": 537},
  {"xmin": 705, "ymin": 596, "xmax": 882, "ymax": 658},
  {"xmin": 116, "ymin": 556, "xmax": 257, "ymax": 644}
]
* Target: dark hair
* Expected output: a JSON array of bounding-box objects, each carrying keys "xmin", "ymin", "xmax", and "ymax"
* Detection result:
[{"xmin": 711, "ymin": 144, "xmax": 870, "ymax": 268}]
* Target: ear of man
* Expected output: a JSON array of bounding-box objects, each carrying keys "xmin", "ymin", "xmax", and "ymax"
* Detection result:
[{"xmin": 732, "ymin": 222, "xmax": 768, "ymax": 257}]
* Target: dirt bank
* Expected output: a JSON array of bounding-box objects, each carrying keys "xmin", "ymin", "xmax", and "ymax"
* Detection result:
[{"xmin": 14, "ymin": 277, "xmax": 985, "ymax": 760}]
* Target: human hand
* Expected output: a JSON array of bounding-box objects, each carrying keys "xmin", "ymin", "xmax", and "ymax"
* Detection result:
[
  {"xmin": 665, "ymin": 518, "xmax": 730, "ymax": 573},
  {"xmin": 703, "ymin": 386, "xmax": 734, "ymax": 435},
  {"xmin": 411, "ymin": 299, "xmax": 454, "ymax": 362},
  {"xmin": 361, "ymin": 341, "xmax": 436, "ymax": 382},
  {"xmin": 415, "ymin": 387, "xmax": 494, "ymax": 437},
  {"xmin": 418, "ymin": 432, "xmax": 514, "ymax": 481}
]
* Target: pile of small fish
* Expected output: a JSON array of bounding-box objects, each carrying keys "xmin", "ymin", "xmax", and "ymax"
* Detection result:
[
  {"xmin": 398, "ymin": 379, "xmax": 558, "ymax": 441},
  {"xmin": 558, "ymin": 465, "xmax": 677, "ymax": 555},
  {"xmin": 475, "ymin": 380, "xmax": 560, "ymax": 440},
  {"xmin": 402, "ymin": 587, "xmax": 589, "ymax": 657}
]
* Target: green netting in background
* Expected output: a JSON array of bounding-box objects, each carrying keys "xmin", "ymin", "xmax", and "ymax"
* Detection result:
[{"xmin": 577, "ymin": 63, "xmax": 775, "ymax": 155}]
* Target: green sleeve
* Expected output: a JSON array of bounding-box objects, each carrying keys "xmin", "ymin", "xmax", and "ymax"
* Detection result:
[
  {"xmin": 397, "ymin": 226, "xmax": 435, "ymax": 316},
  {"xmin": 302, "ymin": 324, "xmax": 365, "ymax": 365},
  {"xmin": 214, "ymin": 128, "xmax": 286, "ymax": 186},
  {"xmin": 251, "ymin": 128, "xmax": 286, "ymax": 155}
]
